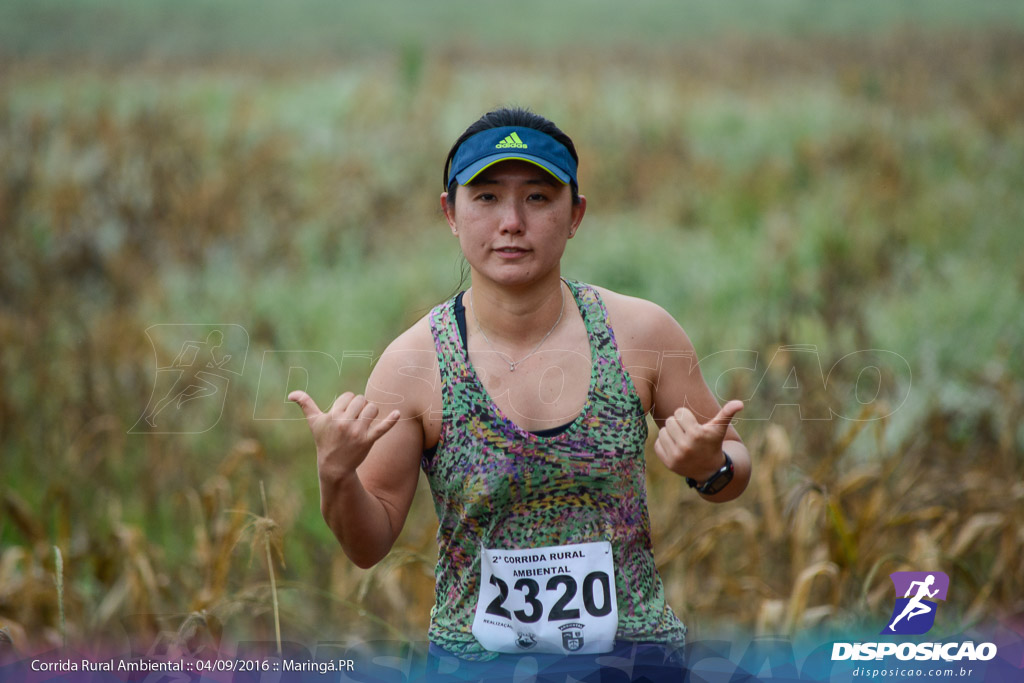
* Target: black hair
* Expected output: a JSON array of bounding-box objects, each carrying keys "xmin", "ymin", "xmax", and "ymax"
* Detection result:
[{"xmin": 442, "ymin": 106, "xmax": 581, "ymax": 210}]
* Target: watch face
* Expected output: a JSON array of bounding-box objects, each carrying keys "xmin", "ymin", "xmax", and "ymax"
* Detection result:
[
  {"xmin": 701, "ymin": 464, "xmax": 734, "ymax": 494},
  {"xmin": 687, "ymin": 453, "xmax": 735, "ymax": 494},
  {"xmin": 696, "ymin": 452, "xmax": 735, "ymax": 494}
]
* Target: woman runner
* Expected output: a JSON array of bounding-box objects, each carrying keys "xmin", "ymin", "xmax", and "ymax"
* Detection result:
[{"xmin": 290, "ymin": 107, "xmax": 752, "ymax": 681}]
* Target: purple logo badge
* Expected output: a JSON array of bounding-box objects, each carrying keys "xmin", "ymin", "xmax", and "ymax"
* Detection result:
[{"xmin": 881, "ymin": 571, "xmax": 950, "ymax": 635}]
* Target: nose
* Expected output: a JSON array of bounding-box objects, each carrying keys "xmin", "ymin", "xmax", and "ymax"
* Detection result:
[{"xmin": 498, "ymin": 199, "xmax": 525, "ymax": 235}]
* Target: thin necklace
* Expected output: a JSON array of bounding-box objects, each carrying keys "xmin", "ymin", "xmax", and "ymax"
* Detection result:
[{"xmin": 469, "ymin": 283, "xmax": 565, "ymax": 372}]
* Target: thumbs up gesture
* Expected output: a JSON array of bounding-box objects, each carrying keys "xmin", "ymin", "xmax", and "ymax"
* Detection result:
[
  {"xmin": 289, "ymin": 390, "xmax": 401, "ymax": 483},
  {"xmin": 654, "ymin": 400, "xmax": 744, "ymax": 482}
]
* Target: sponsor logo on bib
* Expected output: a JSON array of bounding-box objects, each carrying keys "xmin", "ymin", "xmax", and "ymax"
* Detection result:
[
  {"xmin": 560, "ymin": 623, "xmax": 585, "ymax": 652},
  {"xmin": 515, "ymin": 632, "xmax": 538, "ymax": 650}
]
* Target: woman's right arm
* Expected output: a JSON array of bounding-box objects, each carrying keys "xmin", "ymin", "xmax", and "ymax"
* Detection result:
[{"xmin": 289, "ymin": 326, "xmax": 436, "ymax": 568}]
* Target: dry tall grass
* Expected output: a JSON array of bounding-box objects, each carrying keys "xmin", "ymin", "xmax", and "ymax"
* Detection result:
[{"xmin": 2, "ymin": 29, "xmax": 1022, "ymax": 656}]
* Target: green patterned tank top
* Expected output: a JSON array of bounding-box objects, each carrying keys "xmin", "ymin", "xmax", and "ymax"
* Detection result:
[{"xmin": 423, "ymin": 279, "xmax": 686, "ymax": 659}]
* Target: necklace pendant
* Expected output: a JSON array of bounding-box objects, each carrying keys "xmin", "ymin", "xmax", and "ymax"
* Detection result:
[{"xmin": 469, "ymin": 282, "xmax": 566, "ymax": 377}]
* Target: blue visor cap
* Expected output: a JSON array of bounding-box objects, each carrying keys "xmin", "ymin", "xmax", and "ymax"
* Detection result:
[{"xmin": 448, "ymin": 126, "xmax": 578, "ymax": 188}]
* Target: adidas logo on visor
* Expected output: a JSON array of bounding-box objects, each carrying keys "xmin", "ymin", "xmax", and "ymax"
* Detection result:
[{"xmin": 495, "ymin": 132, "xmax": 528, "ymax": 149}]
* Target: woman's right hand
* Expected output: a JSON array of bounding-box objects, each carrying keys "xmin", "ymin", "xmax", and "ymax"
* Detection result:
[{"xmin": 289, "ymin": 390, "xmax": 401, "ymax": 484}]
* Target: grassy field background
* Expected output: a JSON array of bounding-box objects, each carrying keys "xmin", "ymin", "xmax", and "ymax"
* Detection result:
[{"xmin": 2, "ymin": 0, "xmax": 1023, "ymax": 659}]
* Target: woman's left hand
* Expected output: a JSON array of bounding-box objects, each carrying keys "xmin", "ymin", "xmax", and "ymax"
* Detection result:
[{"xmin": 654, "ymin": 400, "xmax": 744, "ymax": 481}]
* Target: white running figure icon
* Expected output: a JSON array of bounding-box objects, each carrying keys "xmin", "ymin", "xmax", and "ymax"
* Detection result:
[
  {"xmin": 144, "ymin": 330, "xmax": 232, "ymax": 427},
  {"xmin": 888, "ymin": 574, "xmax": 939, "ymax": 631}
]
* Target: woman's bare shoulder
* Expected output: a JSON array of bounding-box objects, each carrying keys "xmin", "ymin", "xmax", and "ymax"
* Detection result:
[
  {"xmin": 386, "ymin": 313, "xmax": 436, "ymax": 352},
  {"xmin": 590, "ymin": 285, "xmax": 692, "ymax": 351},
  {"xmin": 365, "ymin": 312, "xmax": 440, "ymax": 409},
  {"xmin": 372, "ymin": 314, "xmax": 437, "ymax": 376}
]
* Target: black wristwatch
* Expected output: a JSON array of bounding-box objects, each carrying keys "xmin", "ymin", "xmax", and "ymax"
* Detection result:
[{"xmin": 686, "ymin": 452, "xmax": 734, "ymax": 495}]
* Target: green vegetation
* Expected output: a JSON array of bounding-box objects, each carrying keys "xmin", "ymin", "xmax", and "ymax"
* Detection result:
[
  {"xmin": 4, "ymin": 0, "xmax": 1024, "ymax": 62},
  {"xmin": 1, "ymin": 0, "xmax": 1022, "ymax": 655}
]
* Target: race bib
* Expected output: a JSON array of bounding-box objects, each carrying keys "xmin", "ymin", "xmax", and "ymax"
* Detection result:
[{"xmin": 471, "ymin": 541, "xmax": 618, "ymax": 655}]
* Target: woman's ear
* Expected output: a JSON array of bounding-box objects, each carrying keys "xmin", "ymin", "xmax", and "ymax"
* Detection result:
[
  {"xmin": 568, "ymin": 194, "xmax": 587, "ymax": 238},
  {"xmin": 440, "ymin": 192, "xmax": 458, "ymax": 235}
]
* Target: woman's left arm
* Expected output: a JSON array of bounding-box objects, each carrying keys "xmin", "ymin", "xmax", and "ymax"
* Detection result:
[{"xmin": 607, "ymin": 292, "xmax": 751, "ymax": 502}]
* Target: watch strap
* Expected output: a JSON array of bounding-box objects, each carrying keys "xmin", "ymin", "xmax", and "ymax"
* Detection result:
[{"xmin": 686, "ymin": 452, "xmax": 734, "ymax": 495}]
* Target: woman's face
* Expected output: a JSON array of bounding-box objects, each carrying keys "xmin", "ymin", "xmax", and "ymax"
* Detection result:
[{"xmin": 441, "ymin": 160, "xmax": 586, "ymax": 288}]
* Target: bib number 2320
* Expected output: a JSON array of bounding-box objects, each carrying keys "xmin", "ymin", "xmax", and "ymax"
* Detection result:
[{"xmin": 471, "ymin": 541, "xmax": 617, "ymax": 655}]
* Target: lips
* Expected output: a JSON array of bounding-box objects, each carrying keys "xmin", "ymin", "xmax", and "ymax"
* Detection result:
[{"xmin": 494, "ymin": 246, "xmax": 529, "ymax": 258}]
